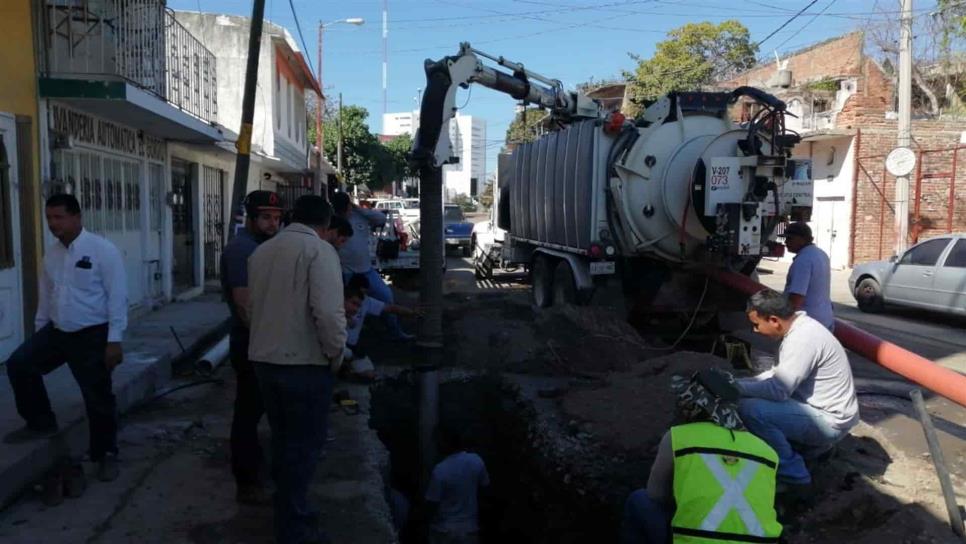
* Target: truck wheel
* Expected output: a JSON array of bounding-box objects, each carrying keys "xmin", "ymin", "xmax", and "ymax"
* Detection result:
[
  {"xmin": 553, "ymin": 261, "xmax": 578, "ymax": 306},
  {"xmin": 531, "ymin": 255, "xmax": 554, "ymax": 308},
  {"xmin": 855, "ymin": 278, "xmax": 884, "ymax": 313}
]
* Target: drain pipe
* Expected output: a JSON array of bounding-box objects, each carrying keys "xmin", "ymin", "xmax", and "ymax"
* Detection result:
[
  {"xmin": 708, "ymin": 268, "xmax": 966, "ymax": 409},
  {"xmin": 195, "ymin": 336, "xmax": 231, "ymax": 375}
]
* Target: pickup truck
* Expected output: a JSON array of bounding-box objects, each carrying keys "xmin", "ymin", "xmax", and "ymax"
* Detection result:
[{"xmin": 444, "ymin": 205, "xmax": 474, "ymax": 256}]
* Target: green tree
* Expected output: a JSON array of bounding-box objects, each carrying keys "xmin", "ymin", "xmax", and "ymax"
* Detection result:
[
  {"xmin": 382, "ymin": 132, "xmax": 415, "ymax": 181},
  {"xmin": 504, "ymin": 107, "xmax": 543, "ymax": 148},
  {"xmin": 626, "ymin": 21, "xmax": 757, "ymax": 109}
]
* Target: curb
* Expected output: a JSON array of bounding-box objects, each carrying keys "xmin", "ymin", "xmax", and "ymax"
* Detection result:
[{"xmin": 0, "ymin": 317, "xmax": 229, "ymax": 509}]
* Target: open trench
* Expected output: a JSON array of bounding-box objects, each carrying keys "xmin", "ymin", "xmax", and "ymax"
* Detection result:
[{"xmin": 369, "ymin": 372, "xmax": 628, "ymax": 544}]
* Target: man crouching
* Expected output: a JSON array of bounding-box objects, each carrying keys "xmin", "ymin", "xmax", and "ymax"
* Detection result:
[{"xmin": 740, "ymin": 289, "xmax": 859, "ymax": 486}]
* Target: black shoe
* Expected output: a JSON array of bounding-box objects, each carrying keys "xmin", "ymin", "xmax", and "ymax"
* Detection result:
[
  {"xmin": 96, "ymin": 453, "xmax": 119, "ymax": 482},
  {"xmin": 63, "ymin": 464, "xmax": 87, "ymax": 498},
  {"xmin": 4, "ymin": 424, "xmax": 58, "ymax": 444}
]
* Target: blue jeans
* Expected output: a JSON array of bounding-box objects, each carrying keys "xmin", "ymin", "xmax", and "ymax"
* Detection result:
[
  {"xmin": 253, "ymin": 362, "xmax": 335, "ymax": 544},
  {"xmin": 620, "ymin": 490, "xmax": 670, "ymax": 544},
  {"xmin": 738, "ymin": 397, "xmax": 848, "ymax": 484},
  {"xmin": 343, "ymin": 268, "xmax": 404, "ymax": 337}
]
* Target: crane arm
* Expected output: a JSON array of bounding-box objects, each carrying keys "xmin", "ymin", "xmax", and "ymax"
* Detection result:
[{"xmin": 411, "ymin": 43, "xmax": 599, "ymax": 169}]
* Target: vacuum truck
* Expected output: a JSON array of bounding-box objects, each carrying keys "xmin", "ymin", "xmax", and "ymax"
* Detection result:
[{"xmin": 413, "ymin": 43, "xmax": 813, "ymax": 314}]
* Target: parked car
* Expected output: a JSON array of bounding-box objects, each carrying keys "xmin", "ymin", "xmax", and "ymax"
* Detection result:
[
  {"xmin": 849, "ymin": 234, "xmax": 966, "ymax": 315},
  {"xmin": 444, "ymin": 204, "xmax": 474, "ymax": 256},
  {"xmin": 374, "ymin": 198, "xmax": 420, "ymax": 225}
]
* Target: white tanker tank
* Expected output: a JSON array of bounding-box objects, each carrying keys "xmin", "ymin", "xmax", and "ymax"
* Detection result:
[{"xmin": 411, "ymin": 44, "xmax": 813, "ymax": 308}]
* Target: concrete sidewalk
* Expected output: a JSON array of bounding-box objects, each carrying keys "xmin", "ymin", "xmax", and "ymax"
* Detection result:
[{"xmin": 0, "ymin": 295, "xmax": 229, "ymax": 508}]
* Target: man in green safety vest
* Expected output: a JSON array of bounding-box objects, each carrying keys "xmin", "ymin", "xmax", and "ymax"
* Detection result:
[{"xmin": 620, "ymin": 369, "xmax": 783, "ymax": 544}]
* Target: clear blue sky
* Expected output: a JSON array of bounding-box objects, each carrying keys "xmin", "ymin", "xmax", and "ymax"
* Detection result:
[{"xmin": 168, "ymin": 0, "xmax": 933, "ymax": 176}]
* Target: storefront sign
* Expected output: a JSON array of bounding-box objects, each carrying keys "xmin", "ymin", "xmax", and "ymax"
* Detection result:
[{"xmin": 49, "ymin": 104, "xmax": 166, "ymax": 162}]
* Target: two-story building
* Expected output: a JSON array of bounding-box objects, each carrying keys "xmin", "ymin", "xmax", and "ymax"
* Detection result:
[
  {"xmin": 34, "ymin": 0, "xmax": 223, "ymax": 307},
  {"xmin": 719, "ymin": 33, "xmax": 966, "ymax": 269},
  {"xmin": 170, "ymin": 11, "xmax": 323, "ymax": 289}
]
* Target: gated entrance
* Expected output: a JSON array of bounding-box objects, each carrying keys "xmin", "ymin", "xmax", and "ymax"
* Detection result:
[
  {"xmin": 852, "ymin": 135, "xmax": 965, "ymax": 266},
  {"xmin": 171, "ymin": 159, "xmax": 195, "ymax": 292},
  {"xmin": 202, "ymin": 166, "xmax": 225, "ymax": 280}
]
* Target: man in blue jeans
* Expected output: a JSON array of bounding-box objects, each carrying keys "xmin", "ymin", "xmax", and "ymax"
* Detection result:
[
  {"xmin": 330, "ymin": 192, "xmax": 412, "ymax": 341},
  {"xmin": 247, "ymin": 196, "xmax": 346, "ymax": 544},
  {"xmin": 740, "ymin": 289, "xmax": 859, "ymax": 486}
]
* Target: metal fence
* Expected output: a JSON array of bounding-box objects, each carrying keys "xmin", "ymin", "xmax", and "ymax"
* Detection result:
[
  {"xmin": 852, "ymin": 137, "xmax": 965, "ymax": 265},
  {"xmin": 41, "ymin": 0, "xmax": 217, "ymax": 124}
]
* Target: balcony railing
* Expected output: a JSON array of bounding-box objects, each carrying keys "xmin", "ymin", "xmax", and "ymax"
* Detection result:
[{"xmin": 41, "ymin": 0, "xmax": 217, "ymax": 125}]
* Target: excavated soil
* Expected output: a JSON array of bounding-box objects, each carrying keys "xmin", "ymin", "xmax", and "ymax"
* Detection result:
[{"xmin": 370, "ymin": 290, "xmax": 964, "ymax": 542}]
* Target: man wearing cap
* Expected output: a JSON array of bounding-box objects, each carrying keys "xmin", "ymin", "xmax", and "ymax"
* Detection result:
[
  {"xmin": 620, "ymin": 369, "xmax": 782, "ymax": 544},
  {"xmin": 740, "ymin": 289, "xmax": 858, "ymax": 487},
  {"xmin": 783, "ymin": 222, "xmax": 834, "ymax": 330},
  {"xmin": 220, "ymin": 190, "xmax": 282, "ymax": 504}
]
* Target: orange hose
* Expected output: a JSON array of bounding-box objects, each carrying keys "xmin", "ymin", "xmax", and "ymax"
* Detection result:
[{"xmin": 708, "ymin": 268, "xmax": 966, "ymax": 408}]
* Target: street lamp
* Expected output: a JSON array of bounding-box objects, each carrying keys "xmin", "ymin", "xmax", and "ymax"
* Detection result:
[{"xmin": 316, "ymin": 17, "xmax": 365, "ymax": 166}]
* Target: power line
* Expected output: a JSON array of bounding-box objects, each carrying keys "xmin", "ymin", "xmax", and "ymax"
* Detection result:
[
  {"xmin": 774, "ymin": 0, "xmax": 837, "ymax": 52},
  {"xmin": 287, "ymin": 0, "xmax": 318, "ymax": 81},
  {"xmin": 756, "ymin": 0, "xmax": 819, "ymax": 47}
]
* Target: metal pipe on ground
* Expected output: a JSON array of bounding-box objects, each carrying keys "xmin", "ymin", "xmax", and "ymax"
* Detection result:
[
  {"xmin": 195, "ymin": 336, "xmax": 230, "ymax": 375},
  {"xmin": 910, "ymin": 388, "xmax": 966, "ymax": 540},
  {"xmin": 708, "ymin": 268, "xmax": 966, "ymax": 409}
]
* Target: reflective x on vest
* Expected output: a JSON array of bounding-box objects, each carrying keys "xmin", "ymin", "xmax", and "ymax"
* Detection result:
[{"xmin": 699, "ymin": 453, "xmax": 765, "ymax": 536}]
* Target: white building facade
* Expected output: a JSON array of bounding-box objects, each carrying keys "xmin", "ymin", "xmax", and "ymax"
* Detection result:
[{"xmin": 383, "ymin": 110, "xmax": 486, "ymax": 201}]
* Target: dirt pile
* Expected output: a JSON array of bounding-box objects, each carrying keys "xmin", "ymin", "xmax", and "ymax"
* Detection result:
[{"xmin": 560, "ymin": 351, "xmax": 725, "ymax": 451}]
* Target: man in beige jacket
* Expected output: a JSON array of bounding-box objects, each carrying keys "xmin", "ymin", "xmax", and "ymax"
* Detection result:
[{"xmin": 247, "ymin": 195, "xmax": 346, "ymax": 544}]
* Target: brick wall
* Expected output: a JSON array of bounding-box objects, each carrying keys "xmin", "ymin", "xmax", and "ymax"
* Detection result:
[
  {"xmin": 719, "ymin": 33, "xmax": 865, "ymax": 89},
  {"xmin": 851, "ymin": 123, "xmax": 966, "ymax": 265}
]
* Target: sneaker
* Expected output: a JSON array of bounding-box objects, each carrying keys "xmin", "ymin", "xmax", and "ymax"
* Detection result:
[
  {"xmin": 236, "ymin": 484, "xmax": 272, "ymax": 506},
  {"xmin": 388, "ymin": 331, "xmax": 415, "ymax": 342},
  {"xmin": 96, "ymin": 453, "xmax": 119, "ymax": 482},
  {"xmin": 4, "ymin": 424, "xmax": 58, "ymax": 444},
  {"xmin": 63, "ymin": 464, "xmax": 87, "ymax": 498},
  {"xmin": 41, "ymin": 468, "xmax": 64, "ymax": 507}
]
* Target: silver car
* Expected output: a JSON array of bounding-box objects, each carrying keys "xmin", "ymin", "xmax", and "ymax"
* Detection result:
[{"xmin": 849, "ymin": 234, "xmax": 966, "ymax": 314}]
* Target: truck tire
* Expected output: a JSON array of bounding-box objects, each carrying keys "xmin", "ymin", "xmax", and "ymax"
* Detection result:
[
  {"xmin": 553, "ymin": 261, "xmax": 578, "ymax": 306},
  {"xmin": 855, "ymin": 277, "xmax": 884, "ymax": 313},
  {"xmin": 531, "ymin": 255, "xmax": 554, "ymax": 308}
]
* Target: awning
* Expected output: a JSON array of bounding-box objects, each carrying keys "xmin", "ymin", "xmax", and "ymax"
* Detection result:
[{"xmin": 39, "ymin": 78, "xmax": 223, "ymax": 144}]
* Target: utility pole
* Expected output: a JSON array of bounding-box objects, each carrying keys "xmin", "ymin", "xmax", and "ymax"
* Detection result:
[
  {"xmin": 229, "ymin": 0, "xmax": 266, "ymax": 240},
  {"xmin": 337, "ymin": 93, "xmax": 344, "ymax": 183},
  {"xmin": 316, "ymin": 22, "xmax": 325, "ymax": 163},
  {"xmin": 382, "ymin": 0, "xmax": 389, "ymax": 118},
  {"xmin": 895, "ymin": 0, "xmax": 913, "ymax": 255}
]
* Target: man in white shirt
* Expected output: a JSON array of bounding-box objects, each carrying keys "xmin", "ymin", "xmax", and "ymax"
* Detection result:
[
  {"xmin": 739, "ymin": 289, "xmax": 859, "ymax": 486},
  {"xmin": 4, "ymin": 194, "xmax": 127, "ymax": 482},
  {"xmin": 783, "ymin": 222, "xmax": 834, "ymax": 330},
  {"xmin": 331, "ymin": 192, "xmax": 413, "ymax": 341}
]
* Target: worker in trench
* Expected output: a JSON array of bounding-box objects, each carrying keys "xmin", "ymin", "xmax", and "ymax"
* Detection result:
[
  {"xmin": 782, "ymin": 222, "xmax": 835, "ymax": 331},
  {"xmin": 739, "ymin": 289, "xmax": 859, "ymax": 488},
  {"xmin": 620, "ymin": 370, "xmax": 783, "ymax": 544}
]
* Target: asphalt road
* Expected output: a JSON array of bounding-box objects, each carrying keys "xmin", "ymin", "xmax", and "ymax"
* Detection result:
[{"xmin": 758, "ymin": 260, "xmax": 966, "ymax": 374}]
